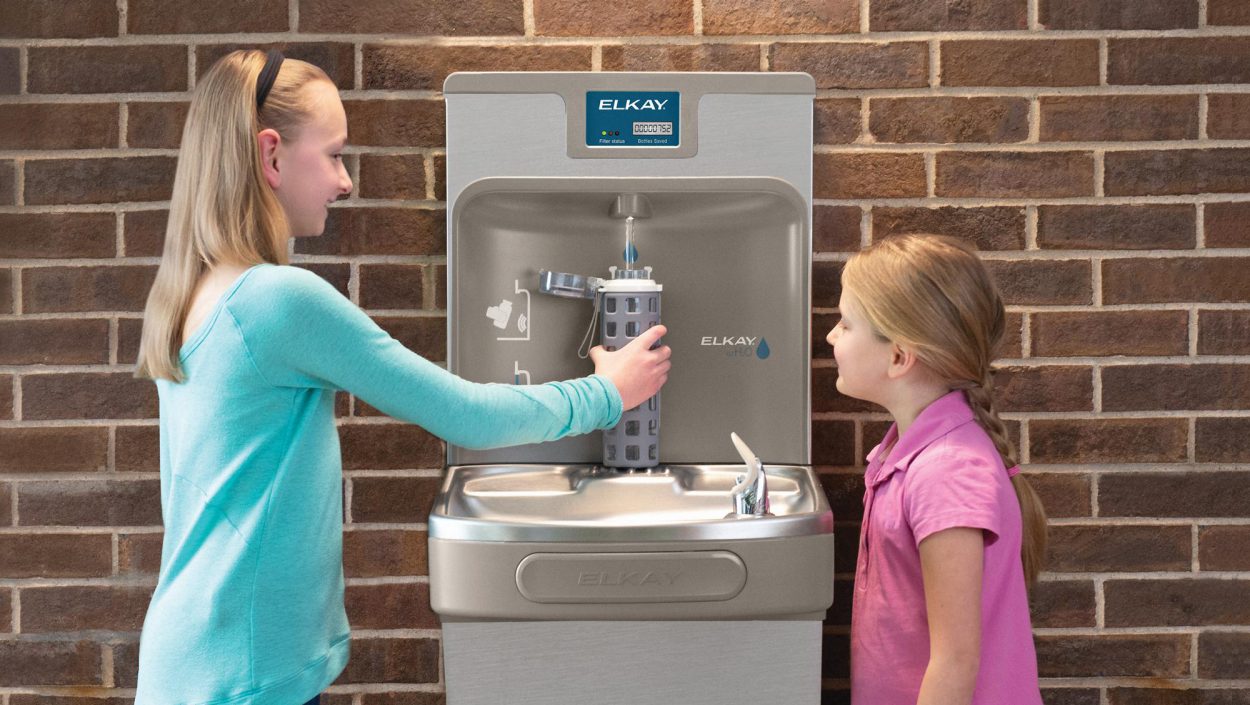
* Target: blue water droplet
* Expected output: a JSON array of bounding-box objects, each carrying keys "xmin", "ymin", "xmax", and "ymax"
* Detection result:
[
  {"xmin": 757, "ymin": 338, "xmax": 771, "ymax": 360},
  {"xmin": 623, "ymin": 243, "xmax": 639, "ymax": 264}
]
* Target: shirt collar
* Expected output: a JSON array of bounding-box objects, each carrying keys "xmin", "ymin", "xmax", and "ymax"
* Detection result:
[{"xmin": 864, "ymin": 390, "xmax": 977, "ymax": 488}]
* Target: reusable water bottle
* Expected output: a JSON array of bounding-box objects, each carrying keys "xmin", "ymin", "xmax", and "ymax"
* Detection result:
[{"xmin": 598, "ymin": 266, "xmax": 662, "ymax": 468}]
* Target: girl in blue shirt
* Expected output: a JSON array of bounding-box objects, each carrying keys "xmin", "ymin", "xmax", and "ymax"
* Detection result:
[{"xmin": 132, "ymin": 50, "xmax": 670, "ymax": 705}]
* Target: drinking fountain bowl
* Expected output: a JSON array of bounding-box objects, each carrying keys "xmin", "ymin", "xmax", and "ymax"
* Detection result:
[
  {"xmin": 428, "ymin": 463, "xmax": 834, "ymax": 622},
  {"xmin": 430, "ymin": 464, "xmax": 832, "ymax": 542}
]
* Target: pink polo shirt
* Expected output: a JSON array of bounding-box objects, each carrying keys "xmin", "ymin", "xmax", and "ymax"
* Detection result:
[{"xmin": 850, "ymin": 390, "xmax": 1041, "ymax": 705}]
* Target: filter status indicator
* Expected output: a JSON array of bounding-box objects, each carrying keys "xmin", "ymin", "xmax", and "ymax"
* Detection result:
[{"xmin": 586, "ymin": 91, "xmax": 680, "ymax": 148}]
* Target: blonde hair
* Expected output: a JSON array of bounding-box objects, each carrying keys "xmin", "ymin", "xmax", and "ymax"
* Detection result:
[
  {"xmin": 135, "ymin": 50, "xmax": 332, "ymax": 382},
  {"xmin": 843, "ymin": 234, "xmax": 1048, "ymax": 587}
]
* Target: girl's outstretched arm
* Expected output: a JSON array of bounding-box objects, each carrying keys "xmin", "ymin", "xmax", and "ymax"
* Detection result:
[{"xmin": 916, "ymin": 527, "xmax": 984, "ymax": 705}]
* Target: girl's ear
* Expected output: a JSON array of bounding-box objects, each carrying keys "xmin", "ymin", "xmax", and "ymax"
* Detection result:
[
  {"xmin": 887, "ymin": 342, "xmax": 919, "ymax": 380},
  {"xmin": 257, "ymin": 128, "xmax": 282, "ymax": 189}
]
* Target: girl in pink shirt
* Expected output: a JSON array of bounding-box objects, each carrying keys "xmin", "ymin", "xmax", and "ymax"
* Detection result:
[{"xmin": 827, "ymin": 234, "xmax": 1047, "ymax": 705}]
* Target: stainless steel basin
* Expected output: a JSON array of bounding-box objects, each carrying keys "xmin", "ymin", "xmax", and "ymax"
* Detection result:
[{"xmin": 429, "ymin": 464, "xmax": 833, "ymax": 542}]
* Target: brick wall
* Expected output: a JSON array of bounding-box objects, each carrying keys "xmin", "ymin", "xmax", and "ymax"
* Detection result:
[{"xmin": 1, "ymin": 1, "xmax": 1248, "ymax": 704}]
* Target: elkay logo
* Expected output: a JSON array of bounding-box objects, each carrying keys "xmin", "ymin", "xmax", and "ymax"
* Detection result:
[
  {"xmin": 578, "ymin": 571, "xmax": 682, "ymax": 587},
  {"xmin": 597, "ymin": 98, "xmax": 669, "ymax": 111},
  {"xmin": 700, "ymin": 336, "xmax": 772, "ymax": 360}
]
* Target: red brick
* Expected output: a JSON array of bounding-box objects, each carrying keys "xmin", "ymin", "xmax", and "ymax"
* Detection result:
[
  {"xmin": 602, "ymin": 44, "xmax": 759, "ymax": 72},
  {"xmin": 995, "ymin": 365, "xmax": 1093, "ymax": 412},
  {"xmin": 346, "ymin": 582, "xmax": 437, "ymax": 629},
  {"xmin": 812, "ymin": 206, "xmax": 860, "ymax": 254},
  {"xmin": 1199, "ymin": 310, "xmax": 1250, "ymax": 355},
  {"xmin": 813, "ymin": 313, "xmax": 838, "ymax": 360},
  {"xmin": 116, "ymin": 425, "xmax": 160, "ymax": 473},
  {"xmin": 872, "ymin": 206, "xmax": 1025, "ymax": 250},
  {"xmin": 23, "ymin": 265, "xmax": 157, "ymax": 313},
  {"xmin": 1032, "ymin": 310, "xmax": 1189, "ymax": 357},
  {"xmin": 1000, "ymin": 312, "xmax": 1023, "ymax": 358},
  {"xmin": 360, "ymin": 265, "xmax": 425, "ymax": 310},
  {"xmin": 1210, "ymin": 0, "xmax": 1250, "ymax": 25},
  {"xmin": 17, "ymin": 479, "xmax": 162, "ymax": 527},
  {"xmin": 335, "ymin": 637, "xmax": 440, "ymax": 684},
  {"xmin": 1106, "ymin": 149, "xmax": 1250, "ymax": 196},
  {"xmin": 814, "ymin": 98, "xmax": 861, "ymax": 145},
  {"xmin": 341, "ymin": 424, "xmax": 444, "ymax": 471},
  {"xmin": 1041, "ymin": 95, "xmax": 1199, "ymax": 142},
  {"xmin": 1100, "ymin": 471, "xmax": 1250, "ymax": 517},
  {"xmin": 129, "ymin": 0, "xmax": 285, "ymax": 32},
  {"xmin": 1105, "ymin": 364, "xmax": 1250, "ymax": 411},
  {"xmin": 0, "ymin": 0, "xmax": 119, "ymax": 38},
  {"xmin": 0, "ymin": 588, "xmax": 8, "ymax": 630},
  {"xmin": 196, "ymin": 43, "xmax": 355, "ymax": 87},
  {"xmin": 1031, "ymin": 418, "xmax": 1188, "ymax": 464},
  {"xmin": 0, "ymin": 319, "xmax": 110, "ymax": 365},
  {"xmin": 0, "ymin": 427, "xmax": 109, "ymax": 473},
  {"xmin": 704, "ymin": 0, "xmax": 857, "ymax": 34},
  {"xmin": 1103, "ymin": 257, "xmax": 1250, "ymax": 304},
  {"xmin": 117, "ymin": 318, "xmax": 144, "ymax": 368},
  {"xmin": 432, "ymin": 154, "xmax": 446, "ymax": 203},
  {"xmin": 0, "ymin": 212, "xmax": 116, "ymax": 259},
  {"xmin": 871, "ymin": 97, "xmax": 1029, "ymax": 144},
  {"xmin": 813, "ymin": 419, "xmax": 856, "ymax": 466},
  {"xmin": 818, "ymin": 472, "xmax": 867, "ymax": 520},
  {"xmin": 28, "ymin": 46, "xmax": 186, "ymax": 93},
  {"xmin": 344, "ymin": 529, "xmax": 428, "ymax": 577},
  {"xmin": 1041, "ymin": 0, "xmax": 1199, "ymax": 29},
  {"xmin": 0, "ymin": 483, "xmax": 10, "ymax": 524},
  {"xmin": 1110, "ymin": 38, "xmax": 1250, "ymax": 85},
  {"xmin": 942, "ymin": 40, "xmax": 1100, "ymax": 87},
  {"xmin": 367, "ymin": 315, "xmax": 444, "ymax": 361},
  {"xmin": 1109, "ymin": 690, "xmax": 1250, "ymax": 705},
  {"xmin": 365, "ymin": 45, "xmax": 590, "ymax": 90},
  {"xmin": 814, "ymin": 153, "xmax": 927, "ymax": 199},
  {"xmin": 770, "ymin": 42, "xmax": 929, "ymax": 90},
  {"xmin": 1044, "ymin": 690, "xmax": 1101, "ymax": 705},
  {"xmin": 302, "ymin": 0, "xmax": 522, "ymax": 35},
  {"xmin": 937, "ymin": 152, "xmax": 1094, "ymax": 198},
  {"xmin": 358, "ymin": 155, "xmax": 426, "ymax": 201},
  {"xmin": 1207, "ymin": 94, "xmax": 1250, "ymax": 140},
  {"xmin": 1025, "ymin": 472, "xmax": 1091, "ymax": 518},
  {"xmin": 0, "ymin": 534, "xmax": 113, "ymax": 578},
  {"xmin": 872, "ymin": 0, "xmax": 1026, "ymax": 30},
  {"xmin": 534, "ymin": 0, "xmax": 690, "ymax": 35},
  {"xmin": 1037, "ymin": 204, "xmax": 1195, "ymax": 250},
  {"xmin": 0, "ymin": 640, "xmax": 102, "ymax": 686},
  {"xmin": 345, "ymin": 100, "xmax": 444, "ymax": 148},
  {"xmin": 823, "ymin": 633, "xmax": 850, "ymax": 678},
  {"xmin": 123, "ymin": 209, "xmax": 168, "ymax": 257},
  {"xmin": 1198, "ymin": 633, "xmax": 1250, "ymax": 679},
  {"xmin": 1047, "ymin": 524, "xmax": 1191, "ymax": 572},
  {"xmin": 1035, "ymin": 634, "xmax": 1190, "ymax": 678},
  {"xmin": 297, "ymin": 262, "xmax": 351, "ymax": 298},
  {"xmin": 432, "ymin": 263, "xmax": 446, "ymax": 309},
  {"xmin": 985, "ymin": 259, "xmax": 1092, "ymax": 306},
  {"xmin": 12, "ymin": 696, "xmax": 134, "ymax": 705},
  {"xmin": 1031, "ymin": 580, "xmax": 1095, "ymax": 628},
  {"xmin": 0, "ymin": 49, "xmax": 16, "ymax": 94},
  {"xmin": 0, "ymin": 375, "xmax": 11, "ymax": 419},
  {"xmin": 127, "ymin": 102, "xmax": 189, "ymax": 149},
  {"xmin": 813, "ymin": 260, "xmax": 844, "ymax": 309},
  {"xmin": 21, "ymin": 585, "xmax": 151, "ymax": 633},
  {"xmin": 1200, "ymin": 526, "xmax": 1250, "ymax": 570},
  {"xmin": 351, "ymin": 476, "xmax": 442, "ymax": 522},
  {"xmin": 0, "ymin": 160, "xmax": 13, "ymax": 205},
  {"xmin": 0, "ymin": 103, "xmax": 118, "ymax": 150},
  {"xmin": 1205, "ymin": 202, "xmax": 1250, "ymax": 248},
  {"xmin": 1107, "ymin": 579, "xmax": 1250, "ymax": 626},
  {"xmin": 360, "ymin": 694, "xmax": 445, "ymax": 705},
  {"xmin": 1195, "ymin": 418, "xmax": 1250, "ymax": 463},
  {"xmin": 23, "ymin": 372, "xmax": 157, "ymax": 420},
  {"xmin": 25, "ymin": 157, "xmax": 176, "ymax": 205},
  {"xmin": 119, "ymin": 532, "xmax": 163, "ymax": 575}
]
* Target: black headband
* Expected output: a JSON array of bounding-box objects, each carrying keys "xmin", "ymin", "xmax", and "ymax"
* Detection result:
[{"xmin": 255, "ymin": 50, "xmax": 284, "ymax": 112}]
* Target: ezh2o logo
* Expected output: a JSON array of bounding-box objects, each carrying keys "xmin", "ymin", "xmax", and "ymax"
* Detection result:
[{"xmin": 701, "ymin": 335, "xmax": 772, "ymax": 360}]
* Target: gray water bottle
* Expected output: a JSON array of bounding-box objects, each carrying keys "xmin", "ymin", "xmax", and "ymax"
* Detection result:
[{"xmin": 599, "ymin": 266, "xmax": 662, "ymax": 468}]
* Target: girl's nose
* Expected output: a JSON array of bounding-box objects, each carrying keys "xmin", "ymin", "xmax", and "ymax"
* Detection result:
[
  {"xmin": 338, "ymin": 162, "xmax": 353, "ymax": 195},
  {"xmin": 826, "ymin": 328, "xmax": 838, "ymax": 346}
]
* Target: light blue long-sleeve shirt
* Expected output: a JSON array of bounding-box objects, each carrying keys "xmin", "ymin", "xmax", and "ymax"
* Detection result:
[{"xmin": 135, "ymin": 264, "xmax": 621, "ymax": 705}]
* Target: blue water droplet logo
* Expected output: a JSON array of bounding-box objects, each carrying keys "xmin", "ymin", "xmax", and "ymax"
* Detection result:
[
  {"xmin": 623, "ymin": 243, "xmax": 639, "ymax": 264},
  {"xmin": 756, "ymin": 338, "xmax": 771, "ymax": 360}
]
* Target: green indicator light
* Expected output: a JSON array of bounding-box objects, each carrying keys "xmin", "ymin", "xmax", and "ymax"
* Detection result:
[{"xmin": 601, "ymin": 130, "xmax": 607, "ymax": 136}]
